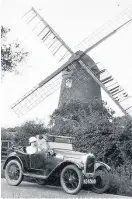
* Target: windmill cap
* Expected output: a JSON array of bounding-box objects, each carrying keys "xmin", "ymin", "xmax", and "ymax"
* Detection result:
[{"xmin": 29, "ymin": 136, "xmax": 37, "ymax": 143}]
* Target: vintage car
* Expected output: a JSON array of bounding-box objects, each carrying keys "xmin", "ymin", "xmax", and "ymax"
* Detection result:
[{"xmin": 3, "ymin": 135, "xmax": 111, "ymax": 195}]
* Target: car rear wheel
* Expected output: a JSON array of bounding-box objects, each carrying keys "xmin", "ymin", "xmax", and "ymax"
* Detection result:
[
  {"xmin": 90, "ymin": 167, "xmax": 110, "ymax": 194},
  {"xmin": 60, "ymin": 164, "xmax": 83, "ymax": 195},
  {"xmin": 5, "ymin": 159, "xmax": 23, "ymax": 186}
]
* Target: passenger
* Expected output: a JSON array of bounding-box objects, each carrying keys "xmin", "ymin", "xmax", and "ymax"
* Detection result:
[
  {"xmin": 26, "ymin": 136, "xmax": 38, "ymax": 154},
  {"xmin": 38, "ymin": 135, "xmax": 55, "ymax": 156},
  {"xmin": 38, "ymin": 135, "xmax": 50, "ymax": 151}
]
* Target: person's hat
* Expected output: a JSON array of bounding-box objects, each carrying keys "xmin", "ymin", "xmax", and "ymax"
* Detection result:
[{"xmin": 29, "ymin": 136, "xmax": 37, "ymax": 143}]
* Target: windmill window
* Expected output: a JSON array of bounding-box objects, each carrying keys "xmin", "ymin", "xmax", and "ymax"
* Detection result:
[
  {"xmin": 65, "ymin": 78, "xmax": 72, "ymax": 88},
  {"xmin": 2, "ymin": 142, "xmax": 8, "ymax": 147}
]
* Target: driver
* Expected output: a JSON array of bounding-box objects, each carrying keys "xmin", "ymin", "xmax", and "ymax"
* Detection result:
[{"xmin": 26, "ymin": 136, "xmax": 38, "ymax": 154}]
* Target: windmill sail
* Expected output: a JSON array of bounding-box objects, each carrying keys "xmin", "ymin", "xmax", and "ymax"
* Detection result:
[
  {"xmin": 12, "ymin": 5, "xmax": 132, "ymax": 119},
  {"xmin": 12, "ymin": 72, "xmax": 62, "ymax": 117},
  {"xmin": 75, "ymin": 5, "xmax": 132, "ymax": 54},
  {"xmin": 11, "ymin": 59, "xmax": 76, "ymax": 117},
  {"xmin": 11, "ymin": 60, "xmax": 91, "ymax": 117},
  {"xmin": 78, "ymin": 60, "xmax": 132, "ymax": 119},
  {"xmin": 22, "ymin": 7, "xmax": 74, "ymax": 62},
  {"xmin": 12, "ymin": 55, "xmax": 132, "ymax": 119}
]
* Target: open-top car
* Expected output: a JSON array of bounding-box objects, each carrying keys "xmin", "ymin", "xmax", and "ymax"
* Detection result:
[{"xmin": 3, "ymin": 135, "xmax": 111, "ymax": 195}]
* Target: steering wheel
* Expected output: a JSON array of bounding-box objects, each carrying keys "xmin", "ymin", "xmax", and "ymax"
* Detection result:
[{"xmin": 47, "ymin": 149, "xmax": 56, "ymax": 158}]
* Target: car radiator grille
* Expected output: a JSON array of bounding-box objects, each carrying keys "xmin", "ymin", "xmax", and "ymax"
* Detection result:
[{"xmin": 86, "ymin": 156, "xmax": 95, "ymax": 173}]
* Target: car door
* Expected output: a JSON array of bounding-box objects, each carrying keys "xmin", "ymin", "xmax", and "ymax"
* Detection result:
[
  {"xmin": 30, "ymin": 151, "xmax": 48, "ymax": 171},
  {"xmin": 45, "ymin": 152, "xmax": 64, "ymax": 173},
  {"xmin": 30, "ymin": 150, "xmax": 64, "ymax": 176}
]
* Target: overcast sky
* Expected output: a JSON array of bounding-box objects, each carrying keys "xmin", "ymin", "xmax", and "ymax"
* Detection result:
[{"xmin": 1, "ymin": 0, "xmax": 132, "ymax": 127}]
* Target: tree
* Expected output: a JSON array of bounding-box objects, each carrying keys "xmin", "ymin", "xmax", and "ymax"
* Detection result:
[
  {"xmin": 1, "ymin": 130, "xmax": 16, "ymax": 141},
  {"xmin": 50, "ymin": 99, "xmax": 132, "ymax": 169},
  {"xmin": 1, "ymin": 127, "xmax": 19, "ymax": 141},
  {"xmin": 14, "ymin": 120, "xmax": 49, "ymax": 146},
  {"xmin": 1, "ymin": 26, "xmax": 28, "ymax": 75}
]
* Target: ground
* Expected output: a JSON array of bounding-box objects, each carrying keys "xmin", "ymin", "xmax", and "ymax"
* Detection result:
[{"xmin": 1, "ymin": 179, "xmax": 129, "ymax": 198}]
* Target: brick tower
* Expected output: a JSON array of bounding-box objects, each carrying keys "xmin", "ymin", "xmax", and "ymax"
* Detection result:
[{"xmin": 58, "ymin": 51, "xmax": 101, "ymax": 107}]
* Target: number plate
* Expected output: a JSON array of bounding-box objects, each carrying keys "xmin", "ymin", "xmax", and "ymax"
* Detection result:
[{"xmin": 83, "ymin": 178, "xmax": 96, "ymax": 184}]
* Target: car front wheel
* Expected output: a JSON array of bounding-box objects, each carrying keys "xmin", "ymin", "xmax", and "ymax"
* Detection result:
[
  {"xmin": 90, "ymin": 167, "xmax": 110, "ymax": 194},
  {"xmin": 5, "ymin": 159, "xmax": 23, "ymax": 186},
  {"xmin": 60, "ymin": 164, "xmax": 83, "ymax": 195}
]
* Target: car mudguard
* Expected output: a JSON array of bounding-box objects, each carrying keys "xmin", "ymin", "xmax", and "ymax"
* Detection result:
[
  {"xmin": 94, "ymin": 161, "xmax": 111, "ymax": 171},
  {"xmin": 3, "ymin": 152, "xmax": 27, "ymax": 172},
  {"xmin": 55, "ymin": 160, "xmax": 84, "ymax": 172},
  {"xmin": 46, "ymin": 159, "xmax": 84, "ymax": 178},
  {"xmin": 73, "ymin": 161, "xmax": 84, "ymax": 170}
]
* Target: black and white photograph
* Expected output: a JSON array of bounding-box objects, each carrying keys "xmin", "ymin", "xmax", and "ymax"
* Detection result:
[{"xmin": 1, "ymin": 0, "xmax": 132, "ymax": 198}]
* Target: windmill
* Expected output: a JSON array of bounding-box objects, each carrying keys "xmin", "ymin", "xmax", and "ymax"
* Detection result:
[{"xmin": 11, "ymin": 5, "xmax": 132, "ymax": 120}]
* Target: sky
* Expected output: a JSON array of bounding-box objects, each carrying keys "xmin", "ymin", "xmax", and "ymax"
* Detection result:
[{"xmin": 1, "ymin": 0, "xmax": 132, "ymax": 127}]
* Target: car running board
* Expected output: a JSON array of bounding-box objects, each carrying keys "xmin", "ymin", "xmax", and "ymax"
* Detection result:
[{"xmin": 23, "ymin": 172, "xmax": 47, "ymax": 179}]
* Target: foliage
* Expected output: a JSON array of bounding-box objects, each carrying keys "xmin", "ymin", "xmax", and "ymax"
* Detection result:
[
  {"xmin": 14, "ymin": 120, "xmax": 49, "ymax": 146},
  {"xmin": 1, "ymin": 130, "xmax": 16, "ymax": 141},
  {"xmin": 108, "ymin": 171, "xmax": 132, "ymax": 196},
  {"xmin": 1, "ymin": 120, "xmax": 49, "ymax": 146},
  {"xmin": 1, "ymin": 26, "xmax": 28, "ymax": 75},
  {"xmin": 1, "ymin": 26, "xmax": 10, "ymax": 38},
  {"xmin": 50, "ymin": 99, "xmax": 132, "ymax": 197},
  {"xmin": 50, "ymin": 99, "xmax": 132, "ymax": 169}
]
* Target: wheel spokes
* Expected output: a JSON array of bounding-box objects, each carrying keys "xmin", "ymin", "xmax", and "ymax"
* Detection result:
[
  {"xmin": 63, "ymin": 169, "xmax": 79, "ymax": 190},
  {"xmin": 8, "ymin": 164, "xmax": 20, "ymax": 180}
]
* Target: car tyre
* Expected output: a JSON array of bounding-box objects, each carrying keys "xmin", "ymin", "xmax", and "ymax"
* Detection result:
[
  {"xmin": 5, "ymin": 159, "xmax": 23, "ymax": 186},
  {"xmin": 90, "ymin": 167, "xmax": 110, "ymax": 194},
  {"xmin": 60, "ymin": 164, "xmax": 83, "ymax": 195}
]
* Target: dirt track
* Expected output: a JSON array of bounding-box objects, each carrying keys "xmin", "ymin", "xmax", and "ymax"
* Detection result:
[{"xmin": 1, "ymin": 179, "xmax": 129, "ymax": 198}]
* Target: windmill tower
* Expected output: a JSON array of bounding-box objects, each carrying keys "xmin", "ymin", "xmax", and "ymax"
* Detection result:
[
  {"xmin": 58, "ymin": 51, "xmax": 101, "ymax": 107},
  {"xmin": 11, "ymin": 6, "xmax": 132, "ymax": 121}
]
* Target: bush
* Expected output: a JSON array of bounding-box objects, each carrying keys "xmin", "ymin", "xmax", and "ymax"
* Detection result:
[
  {"xmin": 50, "ymin": 100, "xmax": 132, "ymax": 168},
  {"xmin": 108, "ymin": 172, "xmax": 132, "ymax": 196}
]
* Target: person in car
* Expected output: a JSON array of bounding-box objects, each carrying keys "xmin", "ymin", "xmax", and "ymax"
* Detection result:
[
  {"xmin": 37, "ymin": 135, "xmax": 50, "ymax": 151},
  {"xmin": 26, "ymin": 136, "xmax": 38, "ymax": 154},
  {"xmin": 38, "ymin": 135, "xmax": 55, "ymax": 156}
]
